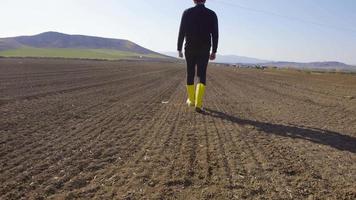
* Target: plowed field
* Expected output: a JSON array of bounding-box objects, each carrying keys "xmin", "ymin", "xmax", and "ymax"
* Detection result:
[{"xmin": 0, "ymin": 58, "xmax": 355, "ymax": 199}]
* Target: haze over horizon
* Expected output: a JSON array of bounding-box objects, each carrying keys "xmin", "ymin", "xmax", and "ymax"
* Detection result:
[{"xmin": 1, "ymin": 0, "xmax": 356, "ymax": 65}]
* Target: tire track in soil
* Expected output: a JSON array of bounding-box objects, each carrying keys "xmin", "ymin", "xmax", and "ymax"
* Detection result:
[
  {"xmin": 52, "ymin": 72, "xmax": 185, "ymax": 199},
  {"xmin": 1, "ymin": 66, "xmax": 181, "ymax": 146},
  {"xmin": 204, "ymin": 90, "xmax": 250, "ymax": 195},
  {"xmin": 15, "ymin": 72, "xmax": 182, "ymax": 198},
  {"xmin": 0, "ymin": 68, "xmax": 174, "ymax": 105},
  {"xmin": 0, "ymin": 69, "xmax": 169, "ymax": 166},
  {"xmin": 159, "ymin": 89, "xmax": 197, "ymax": 189},
  {"xmin": 206, "ymin": 107, "xmax": 234, "ymax": 188},
  {"xmin": 42, "ymin": 74, "xmax": 184, "ymax": 199},
  {"xmin": 226, "ymin": 112, "xmax": 314, "ymax": 199},
  {"xmin": 182, "ymin": 109, "xmax": 199, "ymax": 183},
  {"xmin": 0, "ymin": 68, "xmax": 124, "ymax": 85},
  {"xmin": 89, "ymin": 79, "xmax": 186, "ymax": 199},
  {"xmin": 201, "ymin": 113, "xmax": 215, "ymax": 185},
  {"xmin": 0, "ymin": 61, "xmax": 153, "ymax": 85},
  {"xmin": 0, "ymin": 66, "xmax": 144, "ymax": 99},
  {"xmin": 156, "ymin": 105, "xmax": 196, "ymax": 198},
  {"xmin": 230, "ymin": 107, "xmax": 338, "ymax": 198},
  {"xmin": 237, "ymin": 74, "xmax": 336, "ymax": 108},
  {"xmin": 208, "ymin": 70, "xmax": 341, "ymax": 199},
  {"xmin": 0, "ymin": 67, "xmax": 184, "ymax": 198},
  {"xmin": 209, "ymin": 74, "xmax": 290, "ymax": 199},
  {"xmin": 0, "ymin": 64, "xmax": 117, "ymax": 79},
  {"xmin": 1, "ymin": 60, "xmax": 355, "ymax": 199},
  {"xmin": 1, "ymin": 88, "xmax": 153, "ymax": 197},
  {"xmin": 3, "ymin": 91, "xmax": 174, "ymax": 198},
  {"xmin": 126, "ymin": 82, "xmax": 210, "ymax": 199},
  {"xmin": 0, "ymin": 67, "xmax": 174, "ymax": 145},
  {"xmin": 218, "ymin": 69, "xmax": 356, "ymax": 126},
  {"xmin": 159, "ymin": 74, "xmax": 251, "ymax": 199},
  {"xmin": 158, "ymin": 86, "xmax": 237, "ymax": 199},
  {"xmin": 0, "ymin": 73, "xmax": 159, "ymax": 158}
]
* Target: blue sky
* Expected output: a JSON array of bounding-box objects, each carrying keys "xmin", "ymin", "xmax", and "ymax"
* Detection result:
[{"xmin": 1, "ymin": 0, "xmax": 356, "ymax": 64}]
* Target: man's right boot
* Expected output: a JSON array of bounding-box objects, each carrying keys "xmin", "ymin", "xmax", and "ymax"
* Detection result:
[{"xmin": 195, "ymin": 83, "xmax": 206, "ymax": 112}]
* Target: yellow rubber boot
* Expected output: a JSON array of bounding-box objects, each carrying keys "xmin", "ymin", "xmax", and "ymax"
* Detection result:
[
  {"xmin": 186, "ymin": 85, "xmax": 195, "ymax": 107},
  {"xmin": 195, "ymin": 83, "xmax": 206, "ymax": 110}
]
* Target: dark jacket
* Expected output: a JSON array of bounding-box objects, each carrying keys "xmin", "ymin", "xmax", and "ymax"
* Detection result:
[{"xmin": 177, "ymin": 4, "xmax": 219, "ymax": 54}]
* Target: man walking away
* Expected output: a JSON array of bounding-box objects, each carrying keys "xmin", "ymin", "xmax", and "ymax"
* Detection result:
[{"xmin": 178, "ymin": 0, "xmax": 219, "ymax": 113}]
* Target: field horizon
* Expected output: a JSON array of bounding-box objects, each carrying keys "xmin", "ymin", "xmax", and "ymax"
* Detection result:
[
  {"xmin": 0, "ymin": 47, "xmax": 167, "ymax": 60},
  {"xmin": 1, "ymin": 32, "xmax": 356, "ymax": 71}
]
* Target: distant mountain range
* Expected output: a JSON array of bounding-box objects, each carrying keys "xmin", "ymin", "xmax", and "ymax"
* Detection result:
[
  {"xmin": 0, "ymin": 32, "xmax": 355, "ymax": 71},
  {"xmin": 162, "ymin": 52, "xmax": 356, "ymax": 71},
  {"xmin": 162, "ymin": 52, "xmax": 268, "ymax": 64},
  {"xmin": 261, "ymin": 61, "xmax": 356, "ymax": 71},
  {"xmin": 214, "ymin": 54, "xmax": 269, "ymax": 64},
  {"xmin": 0, "ymin": 32, "xmax": 169, "ymax": 60}
]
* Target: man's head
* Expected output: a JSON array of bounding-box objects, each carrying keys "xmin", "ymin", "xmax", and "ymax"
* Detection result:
[{"xmin": 194, "ymin": 0, "xmax": 206, "ymax": 5}]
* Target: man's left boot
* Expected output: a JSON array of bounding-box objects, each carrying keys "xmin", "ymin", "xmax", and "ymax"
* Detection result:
[{"xmin": 186, "ymin": 85, "xmax": 195, "ymax": 107}]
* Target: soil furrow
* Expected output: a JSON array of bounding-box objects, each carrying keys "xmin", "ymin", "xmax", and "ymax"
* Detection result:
[{"xmin": 1, "ymin": 59, "xmax": 355, "ymax": 199}]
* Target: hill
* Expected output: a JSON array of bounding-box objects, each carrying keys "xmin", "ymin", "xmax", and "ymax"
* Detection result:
[
  {"xmin": 0, "ymin": 32, "xmax": 169, "ymax": 60},
  {"xmin": 262, "ymin": 61, "xmax": 356, "ymax": 71}
]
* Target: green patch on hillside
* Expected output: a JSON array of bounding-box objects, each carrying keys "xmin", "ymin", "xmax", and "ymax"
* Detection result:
[{"xmin": 0, "ymin": 47, "xmax": 165, "ymax": 60}]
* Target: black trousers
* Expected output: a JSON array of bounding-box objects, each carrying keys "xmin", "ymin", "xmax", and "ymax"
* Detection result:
[{"xmin": 185, "ymin": 52, "xmax": 210, "ymax": 85}]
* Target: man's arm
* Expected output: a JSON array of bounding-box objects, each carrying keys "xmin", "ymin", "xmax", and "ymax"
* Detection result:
[
  {"xmin": 211, "ymin": 12, "xmax": 219, "ymax": 54},
  {"xmin": 177, "ymin": 11, "xmax": 187, "ymax": 56}
]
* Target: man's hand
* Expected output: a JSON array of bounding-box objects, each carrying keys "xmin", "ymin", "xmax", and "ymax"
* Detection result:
[
  {"xmin": 178, "ymin": 51, "xmax": 184, "ymax": 58},
  {"xmin": 210, "ymin": 53, "xmax": 216, "ymax": 60}
]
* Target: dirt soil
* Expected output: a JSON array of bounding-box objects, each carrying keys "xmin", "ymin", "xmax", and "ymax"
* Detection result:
[{"xmin": 0, "ymin": 58, "xmax": 355, "ymax": 200}]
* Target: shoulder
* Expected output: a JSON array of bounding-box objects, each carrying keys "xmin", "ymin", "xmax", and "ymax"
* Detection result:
[
  {"xmin": 184, "ymin": 7, "xmax": 195, "ymax": 14},
  {"xmin": 205, "ymin": 7, "xmax": 217, "ymax": 17}
]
